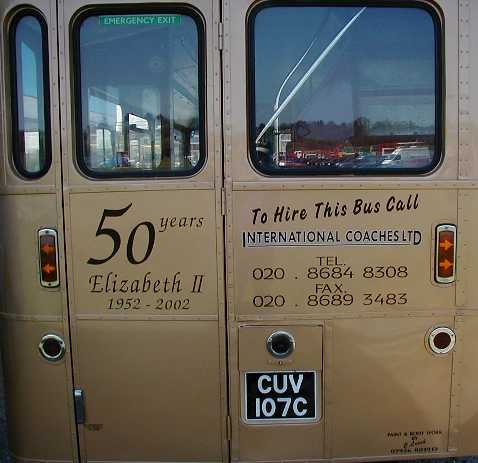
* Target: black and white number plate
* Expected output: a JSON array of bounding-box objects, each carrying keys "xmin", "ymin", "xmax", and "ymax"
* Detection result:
[{"xmin": 244, "ymin": 371, "xmax": 317, "ymax": 423}]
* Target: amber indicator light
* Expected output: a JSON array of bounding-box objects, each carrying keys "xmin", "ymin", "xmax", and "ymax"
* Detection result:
[
  {"xmin": 435, "ymin": 224, "xmax": 456, "ymax": 284},
  {"xmin": 38, "ymin": 229, "xmax": 60, "ymax": 288}
]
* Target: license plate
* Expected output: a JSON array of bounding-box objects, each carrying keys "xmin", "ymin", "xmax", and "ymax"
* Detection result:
[{"xmin": 244, "ymin": 371, "xmax": 318, "ymax": 423}]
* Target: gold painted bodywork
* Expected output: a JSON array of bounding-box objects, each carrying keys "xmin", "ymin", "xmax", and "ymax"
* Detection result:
[
  {"xmin": 1, "ymin": 0, "xmax": 226, "ymax": 461},
  {"xmin": 0, "ymin": 0, "xmax": 477, "ymax": 462}
]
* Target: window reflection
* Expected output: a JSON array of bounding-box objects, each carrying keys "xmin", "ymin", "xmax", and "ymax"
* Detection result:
[
  {"xmin": 251, "ymin": 6, "xmax": 439, "ymax": 173},
  {"xmin": 77, "ymin": 12, "xmax": 203, "ymax": 177},
  {"xmin": 12, "ymin": 14, "xmax": 49, "ymax": 177}
]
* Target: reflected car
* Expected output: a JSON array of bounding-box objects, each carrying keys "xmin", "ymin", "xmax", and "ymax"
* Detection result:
[
  {"xmin": 381, "ymin": 146, "xmax": 432, "ymax": 168},
  {"xmin": 335, "ymin": 154, "xmax": 382, "ymax": 169}
]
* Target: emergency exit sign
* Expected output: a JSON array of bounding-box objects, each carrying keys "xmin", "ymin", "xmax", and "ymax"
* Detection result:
[{"xmin": 99, "ymin": 15, "xmax": 182, "ymax": 26}]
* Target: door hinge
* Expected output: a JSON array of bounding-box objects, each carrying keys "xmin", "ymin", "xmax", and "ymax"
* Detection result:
[
  {"xmin": 74, "ymin": 388, "xmax": 86, "ymax": 425},
  {"xmin": 221, "ymin": 188, "xmax": 226, "ymax": 216},
  {"xmin": 218, "ymin": 22, "xmax": 224, "ymax": 51},
  {"xmin": 226, "ymin": 415, "xmax": 232, "ymax": 441}
]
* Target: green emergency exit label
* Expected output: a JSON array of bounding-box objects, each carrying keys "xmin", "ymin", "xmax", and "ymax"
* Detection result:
[{"xmin": 99, "ymin": 15, "xmax": 182, "ymax": 26}]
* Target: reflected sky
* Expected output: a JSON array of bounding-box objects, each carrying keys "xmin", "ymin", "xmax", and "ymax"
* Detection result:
[
  {"xmin": 254, "ymin": 6, "xmax": 436, "ymax": 128},
  {"xmin": 18, "ymin": 17, "xmax": 41, "ymax": 97},
  {"xmin": 80, "ymin": 14, "xmax": 199, "ymax": 127}
]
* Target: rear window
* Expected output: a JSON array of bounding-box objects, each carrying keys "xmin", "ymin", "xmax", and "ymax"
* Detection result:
[
  {"xmin": 249, "ymin": 3, "xmax": 442, "ymax": 175},
  {"xmin": 74, "ymin": 9, "xmax": 205, "ymax": 178},
  {"xmin": 10, "ymin": 11, "xmax": 51, "ymax": 178}
]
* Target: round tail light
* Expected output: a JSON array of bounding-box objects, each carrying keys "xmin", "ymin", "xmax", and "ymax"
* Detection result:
[
  {"xmin": 39, "ymin": 334, "xmax": 66, "ymax": 362},
  {"xmin": 428, "ymin": 327, "xmax": 456, "ymax": 355}
]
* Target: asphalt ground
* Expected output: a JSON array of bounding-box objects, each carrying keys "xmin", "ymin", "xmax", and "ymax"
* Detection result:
[{"xmin": 0, "ymin": 365, "xmax": 477, "ymax": 463}]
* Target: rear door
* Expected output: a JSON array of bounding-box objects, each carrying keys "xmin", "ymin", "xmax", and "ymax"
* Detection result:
[
  {"xmin": 0, "ymin": 1, "xmax": 77, "ymax": 461},
  {"xmin": 223, "ymin": 1, "xmax": 463, "ymax": 461},
  {"xmin": 57, "ymin": 1, "xmax": 227, "ymax": 461}
]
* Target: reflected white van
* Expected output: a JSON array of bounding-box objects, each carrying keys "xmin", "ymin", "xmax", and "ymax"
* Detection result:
[{"xmin": 381, "ymin": 146, "xmax": 432, "ymax": 167}]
